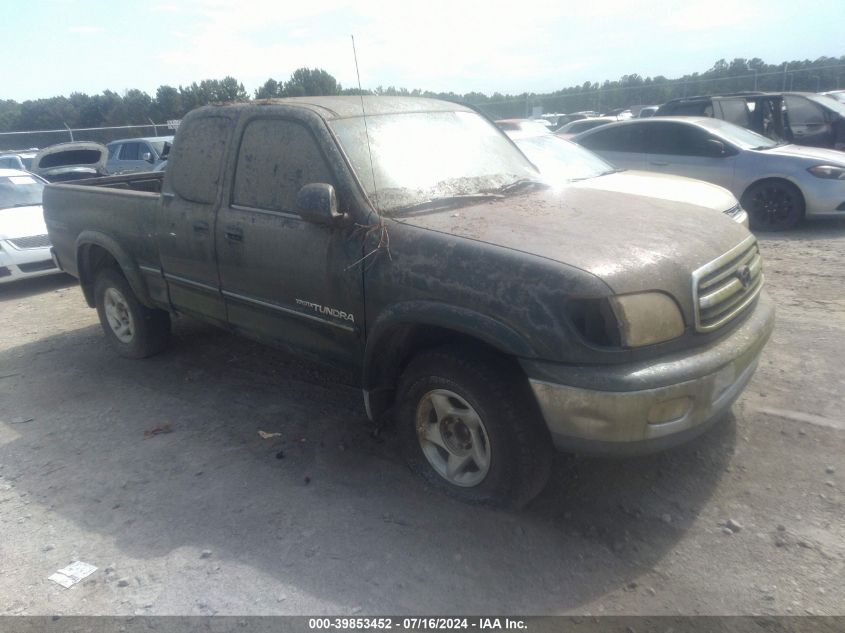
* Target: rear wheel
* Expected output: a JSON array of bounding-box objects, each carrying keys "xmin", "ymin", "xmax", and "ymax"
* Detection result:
[
  {"xmin": 742, "ymin": 179, "xmax": 804, "ymax": 231},
  {"xmin": 396, "ymin": 346, "xmax": 552, "ymax": 508},
  {"xmin": 94, "ymin": 268, "xmax": 170, "ymax": 358}
]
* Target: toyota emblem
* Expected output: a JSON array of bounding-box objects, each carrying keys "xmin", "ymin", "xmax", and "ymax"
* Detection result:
[{"xmin": 737, "ymin": 265, "xmax": 752, "ymax": 288}]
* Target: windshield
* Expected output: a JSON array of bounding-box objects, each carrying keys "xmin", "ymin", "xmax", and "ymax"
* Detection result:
[
  {"xmin": 330, "ymin": 111, "xmax": 538, "ymax": 215},
  {"xmin": 0, "ymin": 174, "xmax": 44, "ymax": 210},
  {"xmin": 696, "ymin": 118, "xmax": 779, "ymax": 149},
  {"xmin": 513, "ymin": 135, "xmax": 615, "ymax": 182}
]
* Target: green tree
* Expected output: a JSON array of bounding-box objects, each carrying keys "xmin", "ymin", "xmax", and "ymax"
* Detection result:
[{"xmin": 283, "ymin": 68, "xmax": 341, "ymax": 97}]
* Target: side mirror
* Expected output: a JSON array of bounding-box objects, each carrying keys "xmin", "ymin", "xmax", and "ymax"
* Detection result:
[
  {"xmin": 142, "ymin": 152, "xmax": 153, "ymax": 163},
  {"xmin": 705, "ymin": 139, "xmax": 728, "ymax": 157},
  {"xmin": 295, "ymin": 183, "xmax": 343, "ymax": 225}
]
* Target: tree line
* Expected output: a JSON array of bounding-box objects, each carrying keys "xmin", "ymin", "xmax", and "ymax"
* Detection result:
[{"xmin": 1, "ymin": 56, "xmax": 843, "ymax": 137}]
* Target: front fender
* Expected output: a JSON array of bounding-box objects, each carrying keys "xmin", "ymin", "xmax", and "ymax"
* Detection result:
[{"xmin": 361, "ymin": 300, "xmax": 538, "ymax": 418}]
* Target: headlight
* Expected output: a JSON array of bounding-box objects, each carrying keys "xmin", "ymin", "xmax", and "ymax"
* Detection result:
[
  {"xmin": 568, "ymin": 292, "xmax": 685, "ymax": 348},
  {"xmin": 807, "ymin": 165, "xmax": 845, "ymax": 180},
  {"xmin": 608, "ymin": 292, "xmax": 685, "ymax": 347}
]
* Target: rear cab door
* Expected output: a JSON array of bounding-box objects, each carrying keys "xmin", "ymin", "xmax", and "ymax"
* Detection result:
[
  {"xmin": 155, "ymin": 111, "xmax": 239, "ymax": 326},
  {"xmin": 214, "ymin": 106, "xmax": 368, "ymax": 368}
]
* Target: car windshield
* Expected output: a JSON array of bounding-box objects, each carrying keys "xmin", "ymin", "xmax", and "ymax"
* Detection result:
[
  {"xmin": 0, "ymin": 174, "xmax": 44, "ymax": 210},
  {"xmin": 513, "ymin": 134, "xmax": 616, "ymax": 182},
  {"xmin": 696, "ymin": 118, "xmax": 779, "ymax": 149},
  {"xmin": 330, "ymin": 111, "xmax": 538, "ymax": 215}
]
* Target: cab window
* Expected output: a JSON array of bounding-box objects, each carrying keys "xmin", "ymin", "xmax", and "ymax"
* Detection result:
[{"xmin": 233, "ymin": 118, "xmax": 335, "ymax": 213}]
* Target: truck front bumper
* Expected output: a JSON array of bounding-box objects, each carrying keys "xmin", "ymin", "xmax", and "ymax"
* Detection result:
[{"xmin": 523, "ymin": 292, "xmax": 775, "ymax": 455}]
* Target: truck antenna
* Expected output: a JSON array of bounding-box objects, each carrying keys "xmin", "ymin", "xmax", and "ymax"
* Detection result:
[{"xmin": 351, "ymin": 34, "xmax": 379, "ymax": 210}]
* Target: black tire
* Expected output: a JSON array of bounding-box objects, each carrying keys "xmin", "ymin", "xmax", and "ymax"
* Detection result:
[
  {"xmin": 94, "ymin": 267, "xmax": 171, "ymax": 359},
  {"xmin": 742, "ymin": 179, "xmax": 804, "ymax": 231},
  {"xmin": 396, "ymin": 345, "xmax": 552, "ymax": 508}
]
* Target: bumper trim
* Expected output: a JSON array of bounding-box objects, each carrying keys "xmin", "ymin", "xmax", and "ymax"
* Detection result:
[{"xmin": 526, "ymin": 292, "xmax": 774, "ymax": 455}]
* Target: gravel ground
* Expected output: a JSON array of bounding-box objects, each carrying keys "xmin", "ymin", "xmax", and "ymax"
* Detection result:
[{"xmin": 0, "ymin": 219, "xmax": 843, "ymax": 616}]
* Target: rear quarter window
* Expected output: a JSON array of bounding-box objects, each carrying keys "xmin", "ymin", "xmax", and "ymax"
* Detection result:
[
  {"xmin": 578, "ymin": 125, "xmax": 644, "ymax": 152},
  {"xmin": 169, "ymin": 116, "xmax": 234, "ymax": 204}
]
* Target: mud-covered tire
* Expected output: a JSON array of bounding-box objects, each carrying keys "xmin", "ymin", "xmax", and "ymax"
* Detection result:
[
  {"xmin": 396, "ymin": 345, "xmax": 553, "ymax": 508},
  {"xmin": 742, "ymin": 179, "xmax": 804, "ymax": 231},
  {"xmin": 94, "ymin": 267, "xmax": 170, "ymax": 359}
]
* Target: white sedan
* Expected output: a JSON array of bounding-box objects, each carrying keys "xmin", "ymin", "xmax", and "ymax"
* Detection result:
[{"xmin": 0, "ymin": 169, "xmax": 61, "ymax": 284}]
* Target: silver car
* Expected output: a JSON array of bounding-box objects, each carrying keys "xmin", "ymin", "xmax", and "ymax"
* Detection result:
[
  {"xmin": 105, "ymin": 136, "xmax": 173, "ymax": 175},
  {"xmin": 573, "ymin": 116, "xmax": 845, "ymax": 230}
]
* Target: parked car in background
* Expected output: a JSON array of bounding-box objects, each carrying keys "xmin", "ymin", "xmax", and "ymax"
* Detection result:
[
  {"xmin": 555, "ymin": 117, "xmax": 617, "ymax": 139},
  {"xmin": 0, "ymin": 155, "xmax": 26, "ymax": 171},
  {"xmin": 31, "ymin": 142, "xmax": 109, "ymax": 182},
  {"xmin": 506, "ymin": 130, "xmax": 748, "ymax": 227},
  {"xmin": 106, "ymin": 136, "xmax": 173, "ymax": 174},
  {"xmin": 657, "ymin": 92, "xmax": 845, "ymax": 151},
  {"xmin": 573, "ymin": 116, "xmax": 845, "ymax": 230},
  {"xmin": 0, "ymin": 149, "xmax": 37, "ymax": 171},
  {"xmin": 603, "ymin": 107, "xmax": 633, "ymax": 120},
  {"xmin": 0, "ymin": 168, "xmax": 61, "ymax": 284},
  {"xmin": 494, "ymin": 118, "xmax": 552, "ymax": 135},
  {"xmin": 637, "ymin": 105, "xmax": 659, "ymax": 118},
  {"xmin": 556, "ymin": 111, "xmax": 596, "ymax": 126}
]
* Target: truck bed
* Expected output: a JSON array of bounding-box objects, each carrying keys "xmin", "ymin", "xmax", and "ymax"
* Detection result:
[{"xmin": 42, "ymin": 172, "xmax": 164, "ymax": 281}]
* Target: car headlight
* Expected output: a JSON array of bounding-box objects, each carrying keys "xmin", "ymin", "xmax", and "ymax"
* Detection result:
[
  {"xmin": 568, "ymin": 292, "xmax": 685, "ymax": 348},
  {"xmin": 807, "ymin": 165, "xmax": 845, "ymax": 180},
  {"xmin": 609, "ymin": 292, "xmax": 685, "ymax": 347}
]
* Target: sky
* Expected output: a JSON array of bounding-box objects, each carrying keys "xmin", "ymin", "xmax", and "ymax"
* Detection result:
[{"xmin": 1, "ymin": 0, "xmax": 843, "ymax": 102}]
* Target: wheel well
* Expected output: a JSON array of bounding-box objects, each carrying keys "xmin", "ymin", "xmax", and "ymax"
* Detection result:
[
  {"xmin": 78, "ymin": 244, "xmax": 121, "ymax": 307},
  {"xmin": 741, "ymin": 177, "xmax": 806, "ymax": 215},
  {"xmin": 364, "ymin": 323, "xmax": 523, "ymax": 421}
]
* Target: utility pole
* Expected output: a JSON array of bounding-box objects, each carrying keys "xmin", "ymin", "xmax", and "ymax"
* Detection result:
[{"xmin": 782, "ymin": 63, "xmax": 788, "ymax": 91}]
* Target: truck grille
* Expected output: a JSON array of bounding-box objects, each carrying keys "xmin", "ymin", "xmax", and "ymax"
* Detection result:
[
  {"xmin": 9, "ymin": 234, "xmax": 51, "ymax": 250},
  {"xmin": 692, "ymin": 235, "xmax": 764, "ymax": 332}
]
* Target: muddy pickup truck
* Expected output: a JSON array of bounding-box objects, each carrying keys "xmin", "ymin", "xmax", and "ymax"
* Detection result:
[{"xmin": 44, "ymin": 97, "xmax": 775, "ymax": 506}]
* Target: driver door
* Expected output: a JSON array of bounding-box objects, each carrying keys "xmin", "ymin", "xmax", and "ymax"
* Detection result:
[{"xmin": 215, "ymin": 115, "xmax": 366, "ymax": 368}]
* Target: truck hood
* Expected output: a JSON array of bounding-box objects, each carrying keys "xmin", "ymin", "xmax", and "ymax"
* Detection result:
[
  {"xmin": 396, "ymin": 184, "xmax": 752, "ymax": 319},
  {"xmin": 31, "ymin": 142, "xmax": 108, "ymax": 180},
  {"xmin": 0, "ymin": 204, "xmax": 47, "ymax": 240},
  {"xmin": 760, "ymin": 143, "xmax": 845, "ymax": 165}
]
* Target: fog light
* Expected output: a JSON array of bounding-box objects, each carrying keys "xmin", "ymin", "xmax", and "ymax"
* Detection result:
[{"xmin": 647, "ymin": 397, "xmax": 693, "ymax": 424}]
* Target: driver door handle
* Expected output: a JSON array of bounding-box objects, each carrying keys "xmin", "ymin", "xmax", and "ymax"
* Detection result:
[
  {"xmin": 650, "ymin": 161, "xmax": 669, "ymax": 166},
  {"xmin": 224, "ymin": 226, "xmax": 243, "ymax": 242}
]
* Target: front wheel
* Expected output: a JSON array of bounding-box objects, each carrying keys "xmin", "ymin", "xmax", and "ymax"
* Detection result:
[
  {"xmin": 94, "ymin": 268, "xmax": 171, "ymax": 359},
  {"xmin": 742, "ymin": 180, "xmax": 804, "ymax": 231},
  {"xmin": 396, "ymin": 346, "xmax": 552, "ymax": 508}
]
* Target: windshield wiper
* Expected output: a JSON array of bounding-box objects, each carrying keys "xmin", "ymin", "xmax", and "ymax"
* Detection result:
[
  {"xmin": 391, "ymin": 193, "xmax": 504, "ymax": 215},
  {"xmin": 569, "ymin": 168, "xmax": 624, "ymax": 182},
  {"xmin": 493, "ymin": 178, "xmax": 548, "ymax": 194}
]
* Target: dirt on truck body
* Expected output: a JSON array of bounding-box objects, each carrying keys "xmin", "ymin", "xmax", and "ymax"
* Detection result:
[{"xmin": 43, "ymin": 96, "xmax": 774, "ymax": 506}]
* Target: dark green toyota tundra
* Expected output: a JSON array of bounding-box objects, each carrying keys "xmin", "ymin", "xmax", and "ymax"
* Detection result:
[{"xmin": 44, "ymin": 97, "xmax": 774, "ymax": 506}]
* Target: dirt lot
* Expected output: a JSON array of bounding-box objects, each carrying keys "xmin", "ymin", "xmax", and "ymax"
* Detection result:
[{"xmin": 0, "ymin": 220, "xmax": 843, "ymax": 616}]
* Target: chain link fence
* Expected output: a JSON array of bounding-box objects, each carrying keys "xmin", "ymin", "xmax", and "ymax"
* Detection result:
[{"xmin": 0, "ymin": 123, "xmax": 172, "ymax": 153}]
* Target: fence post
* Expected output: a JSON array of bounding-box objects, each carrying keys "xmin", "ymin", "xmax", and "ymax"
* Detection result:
[{"xmin": 63, "ymin": 123, "xmax": 73, "ymax": 142}]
